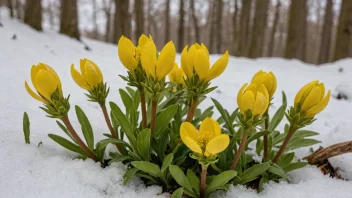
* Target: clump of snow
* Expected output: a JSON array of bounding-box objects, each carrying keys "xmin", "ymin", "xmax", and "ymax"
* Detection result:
[{"xmin": 1, "ymin": 8, "xmax": 352, "ymax": 198}]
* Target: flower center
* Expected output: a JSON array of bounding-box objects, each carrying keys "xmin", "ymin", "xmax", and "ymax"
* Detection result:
[
  {"xmin": 196, "ymin": 130, "xmax": 215, "ymax": 152},
  {"xmin": 134, "ymin": 46, "xmax": 141, "ymax": 62}
]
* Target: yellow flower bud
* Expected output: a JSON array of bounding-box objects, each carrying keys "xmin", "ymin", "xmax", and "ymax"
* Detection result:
[
  {"xmin": 237, "ymin": 83, "xmax": 270, "ymax": 117},
  {"xmin": 25, "ymin": 63, "xmax": 62, "ymax": 103},
  {"xmin": 71, "ymin": 58, "xmax": 103, "ymax": 90},
  {"xmin": 180, "ymin": 118, "xmax": 229, "ymax": 157},
  {"xmin": 181, "ymin": 43, "xmax": 228, "ymax": 81},
  {"xmin": 294, "ymin": 81, "xmax": 331, "ymax": 117},
  {"xmin": 251, "ymin": 70, "xmax": 277, "ymax": 98},
  {"xmin": 141, "ymin": 40, "xmax": 176, "ymax": 80},
  {"xmin": 117, "ymin": 34, "xmax": 152, "ymax": 71},
  {"xmin": 168, "ymin": 63, "xmax": 186, "ymax": 85}
]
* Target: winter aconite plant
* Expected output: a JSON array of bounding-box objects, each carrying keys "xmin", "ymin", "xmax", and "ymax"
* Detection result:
[{"xmin": 24, "ymin": 34, "xmax": 330, "ymax": 198}]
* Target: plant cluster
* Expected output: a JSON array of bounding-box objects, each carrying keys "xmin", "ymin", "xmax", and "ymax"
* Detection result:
[{"xmin": 24, "ymin": 34, "xmax": 330, "ymax": 198}]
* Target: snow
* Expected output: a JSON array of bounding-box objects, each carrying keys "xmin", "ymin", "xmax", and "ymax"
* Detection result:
[{"xmin": 1, "ymin": 9, "xmax": 352, "ymax": 198}]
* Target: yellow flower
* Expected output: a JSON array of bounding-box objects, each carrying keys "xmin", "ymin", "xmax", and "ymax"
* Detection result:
[
  {"xmin": 294, "ymin": 81, "xmax": 331, "ymax": 117},
  {"xmin": 117, "ymin": 34, "xmax": 152, "ymax": 71},
  {"xmin": 71, "ymin": 58, "xmax": 103, "ymax": 90},
  {"xmin": 168, "ymin": 63, "xmax": 186, "ymax": 85},
  {"xmin": 25, "ymin": 63, "xmax": 62, "ymax": 103},
  {"xmin": 180, "ymin": 117, "xmax": 230, "ymax": 157},
  {"xmin": 237, "ymin": 83, "xmax": 269, "ymax": 117},
  {"xmin": 251, "ymin": 70, "xmax": 277, "ymax": 98},
  {"xmin": 141, "ymin": 40, "xmax": 176, "ymax": 80},
  {"xmin": 181, "ymin": 43, "xmax": 228, "ymax": 81}
]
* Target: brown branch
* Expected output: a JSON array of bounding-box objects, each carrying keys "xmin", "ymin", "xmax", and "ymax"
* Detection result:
[{"xmin": 186, "ymin": 97, "xmax": 198, "ymax": 122}]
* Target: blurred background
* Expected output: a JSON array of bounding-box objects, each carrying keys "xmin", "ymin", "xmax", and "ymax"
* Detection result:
[{"xmin": 0, "ymin": 0, "xmax": 351, "ymax": 65}]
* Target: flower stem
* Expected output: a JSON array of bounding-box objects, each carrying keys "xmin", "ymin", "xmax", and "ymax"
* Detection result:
[
  {"xmin": 263, "ymin": 110, "xmax": 269, "ymax": 161},
  {"xmin": 139, "ymin": 88, "xmax": 147, "ymax": 129},
  {"xmin": 231, "ymin": 132, "xmax": 249, "ymax": 170},
  {"xmin": 61, "ymin": 116, "xmax": 98, "ymax": 162},
  {"xmin": 200, "ymin": 165, "xmax": 208, "ymax": 198},
  {"xmin": 100, "ymin": 104, "xmax": 124, "ymax": 155},
  {"xmin": 150, "ymin": 96, "xmax": 158, "ymax": 142},
  {"xmin": 272, "ymin": 124, "xmax": 297, "ymax": 163},
  {"xmin": 186, "ymin": 97, "xmax": 198, "ymax": 122}
]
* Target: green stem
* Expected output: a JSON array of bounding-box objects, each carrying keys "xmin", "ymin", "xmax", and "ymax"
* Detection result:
[
  {"xmin": 150, "ymin": 96, "xmax": 158, "ymax": 142},
  {"xmin": 231, "ymin": 131, "xmax": 249, "ymax": 170},
  {"xmin": 61, "ymin": 116, "xmax": 98, "ymax": 162},
  {"xmin": 263, "ymin": 110, "xmax": 269, "ymax": 161},
  {"xmin": 186, "ymin": 97, "xmax": 198, "ymax": 122},
  {"xmin": 139, "ymin": 88, "xmax": 147, "ymax": 129},
  {"xmin": 272, "ymin": 124, "xmax": 297, "ymax": 163},
  {"xmin": 200, "ymin": 165, "xmax": 208, "ymax": 198}
]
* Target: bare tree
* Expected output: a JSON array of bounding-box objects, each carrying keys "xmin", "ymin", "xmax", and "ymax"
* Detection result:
[
  {"xmin": 114, "ymin": 0, "xmax": 130, "ymax": 42},
  {"xmin": 248, "ymin": 0, "xmax": 270, "ymax": 58},
  {"xmin": 60, "ymin": 0, "xmax": 80, "ymax": 40},
  {"xmin": 333, "ymin": 0, "xmax": 352, "ymax": 61},
  {"xmin": 284, "ymin": 0, "xmax": 302, "ymax": 59},
  {"xmin": 190, "ymin": 0, "xmax": 200, "ymax": 43},
  {"xmin": 208, "ymin": 0, "xmax": 216, "ymax": 53},
  {"xmin": 8, "ymin": 0, "xmax": 14, "ymax": 18},
  {"xmin": 318, "ymin": 0, "xmax": 333, "ymax": 64},
  {"xmin": 24, "ymin": 0, "xmax": 42, "ymax": 31},
  {"xmin": 134, "ymin": 0, "xmax": 144, "ymax": 39},
  {"xmin": 15, "ymin": 0, "xmax": 23, "ymax": 20},
  {"xmin": 92, "ymin": 0, "xmax": 99, "ymax": 39},
  {"xmin": 297, "ymin": 0, "xmax": 307, "ymax": 62},
  {"xmin": 178, "ymin": 0, "xmax": 185, "ymax": 52},
  {"xmin": 268, "ymin": 0, "xmax": 281, "ymax": 57},
  {"xmin": 231, "ymin": 0, "xmax": 239, "ymax": 55},
  {"xmin": 103, "ymin": 0, "xmax": 113, "ymax": 42},
  {"xmin": 215, "ymin": 0, "xmax": 223, "ymax": 53},
  {"xmin": 237, "ymin": 0, "xmax": 252, "ymax": 56},
  {"xmin": 165, "ymin": 0, "xmax": 170, "ymax": 43}
]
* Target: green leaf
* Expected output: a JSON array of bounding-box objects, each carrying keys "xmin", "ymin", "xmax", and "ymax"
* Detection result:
[
  {"xmin": 234, "ymin": 162, "xmax": 271, "ymax": 184},
  {"xmin": 286, "ymin": 139, "xmax": 321, "ymax": 151},
  {"xmin": 23, "ymin": 112, "xmax": 30, "ymax": 144},
  {"xmin": 187, "ymin": 169, "xmax": 200, "ymax": 194},
  {"xmin": 110, "ymin": 102, "xmax": 136, "ymax": 147},
  {"xmin": 268, "ymin": 164, "xmax": 289, "ymax": 181},
  {"xmin": 119, "ymin": 89, "xmax": 133, "ymax": 113},
  {"xmin": 169, "ymin": 165, "xmax": 194, "ymax": 194},
  {"xmin": 211, "ymin": 98, "xmax": 235, "ymax": 134},
  {"xmin": 258, "ymin": 173, "xmax": 269, "ymax": 192},
  {"xmin": 123, "ymin": 168, "xmax": 138, "ymax": 185},
  {"xmin": 277, "ymin": 152, "xmax": 295, "ymax": 167},
  {"xmin": 131, "ymin": 161, "xmax": 162, "ymax": 178},
  {"xmin": 75, "ymin": 106, "xmax": 94, "ymax": 150},
  {"xmin": 154, "ymin": 104, "xmax": 178, "ymax": 137},
  {"xmin": 206, "ymin": 170, "xmax": 237, "ymax": 194},
  {"xmin": 283, "ymin": 162, "xmax": 308, "ymax": 173},
  {"xmin": 171, "ymin": 187, "xmax": 184, "ymax": 198},
  {"xmin": 96, "ymin": 138, "xmax": 132, "ymax": 151},
  {"xmin": 137, "ymin": 128, "xmax": 151, "ymax": 161},
  {"xmin": 109, "ymin": 154, "xmax": 132, "ymax": 164},
  {"xmin": 56, "ymin": 121, "xmax": 75, "ymax": 143},
  {"xmin": 269, "ymin": 92, "xmax": 287, "ymax": 131},
  {"xmin": 161, "ymin": 153, "xmax": 174, "ymax": 172},
  {"xmin": 48, "ymin": 134, "xmax": 86, "ymax": 156},
  {"xmin": 246, "ymin": 130, "xmax": 271, "ymax": 145},
  {"xmin": 293, "ymin": 130, "xmax": 319, "ymax": 139}
]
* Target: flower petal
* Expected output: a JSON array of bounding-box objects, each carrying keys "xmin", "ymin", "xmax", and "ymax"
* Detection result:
[
  {"xmin": 268, "ymin": 72, "xmax": 277, "ymax": 97},
  {"xmin": 194, "ymin": 49, "xmax": 210, "ymax": 80},
  {"xmin": 294, "ymin": 80, "xmax": 319, "ymax": 107},
  {"xmin": 83, "ymin": 59, "xmax": 103, "ymax": 87},
  {"xmin": 206, "ymin": 50, "xmax": 229, "ymax": 81},
  {"xmin": 71, "ymin": 64, "xmax": 91, "ymax": 90},
  {"xmin": 240, "ymin": 90, "xmax": 256, "ymax": 113},
  {"xmin": 186, "ymin": 44, "xmax": 199, "ymax": 74},
  {"xmin": 180, "ymin": 122, "xmax": 199, "ymax": 141},
  {"xmin": 237, "ymin": 83, "xmax": 248, "ymax": 112},
  {"xmin": 25, "ymin": 81, "xmax": 46, "ymax": 103},
  {"xmin": 301, "ymin": 86, "xmax": 322, "ymax": 111},
  {"xmin": 141, "ymin": 40, "xmax": 157, "ymax": 78},
  {"xmin": 156, "ymin": 41, "xmax": 176, "ymax": 80},
  {"xmin": 305, "ymin": 90, "xmax": 330, "ymax": 117},
  {"xmin": 118, "ymin": 36, "xmax": 138, "ymax": 71},
  {"xmin": 205, "ymin": 134, "xmax": 230, "ymax": 157},
  {"xmin": 200, "ymin": 43, "xmax": 209, "ymax": 57},
  {"xmin": 252, "ymin": 92, "xmax": 267, "ymax": 116},
  {"xmin": 33, "ymin": 70, "xmax": 59, "ymax": 100},
  {"xmin": 138, "ymin": 34, "xmax": 150, "ymax": 49},
  {"xmin": 181, "ymin": 45, "xmax": 193, "ymax": 78},
  {"xmin": 199, "ymin": 117, "xmax": 221, "ymax": 138}
]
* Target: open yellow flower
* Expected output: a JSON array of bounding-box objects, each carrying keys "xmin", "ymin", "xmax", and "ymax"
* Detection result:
[
  {"xmin": 294, "ymin": 80, "xmax": 330, "ymax": 117},
  {"xmin": 180, "ymin": 117, "xmax": 229, "ymax": 157},
  {"xmin": 168, "ymin": 63, "xmax": 186, "ymax": 85},
  {"xmin": 118, "ymin": 34, "xmax": 152, "ymax": 71},
  {"xmin": 237, "ymin": 83, "xmax": 269, "ymax": 117},
  {"xmin": 251, "ymin": 70, "xmax": 277, "ymax": 98},
  {"xmin": 25, "ymin": 63, "xmax": 62, "ymax": 103},
  {"xmin": 181, "ymin": 43, "xmax": 228, "ymax": 82},
  {"xmin": 141, "ymin": 40, "xmax": 176, "ymax": 80},
  {"xmin": 71, "ymin": 58, "xmax": 103, "ymax": 90}
]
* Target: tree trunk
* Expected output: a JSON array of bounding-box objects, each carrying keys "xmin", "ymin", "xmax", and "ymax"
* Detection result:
[
  {"xmin": 134, "ymin": 0, "xmax": 144, "ymax": 39},
  {"xmin": 284, "ymin": 0, "xmax": 302, "ymax": 59},
  {"xmin": 92, "ymin": 0, "xmax": 99, "ymax": 39},
  {"xmin": 24, "ymin": 0, "xmax": 42, "ymax": 31},
  {"xmin": 237, "ymin": 0, "xmax": 252, "ymax": 57},
  {"xmin": 8, "ymin": 0, "xmax": 14, "ymax": 18},
  {"xmin": 248, "ymin": 0, "xmax": 269, "ymax": 58},
  {"xmin": 333, "ymin": 0, "xmax": 352, "ymax": 61},
  {"xmin": 177, "ymin": 0, "xmax": 185, "ymax": 52},
  {"xmin": 164, "ymin": 0, "xmax": 170, "ymax": 43},
  {"xmin": 60, "ymin": 0, "xmax": 80, "ymax": 40},
  {"xmin": 209, "ymin": 0, "xmax": 216, "ymax": 53},
  {"xmin": 147, "ymin": 0, "xmax": 152, "ymax": 34},
  {"xmin": 114, "ymin": 0, "xmax": 130, "ymax": 43},
  {"xmin": 231, "ymin": 0, "xmax": 239, "ymax": 55},
  {"xmin": 318, "ymin": 0, "xmax": 333, "ymax": 64},
  {"xmin": 190, "ymin": 0, "xmax": 200, "ymax": 43},
  {"xmin": 103, "ymin": 0, "xmax": 113, "ymax": 42},
  {"xmin": 15, "ymin": 0, "xmax": 22, "ymax": 20},
  {"xmin": 268, "ymin": 0, "xmax": 281, "ymax": 57},
  {"xmin": 297, "ymin": 0, "xmax": 307, "ymax": 62},
  {"xmin": 215, "ymin": 0, "xmax": 223, "ymax": 53}
]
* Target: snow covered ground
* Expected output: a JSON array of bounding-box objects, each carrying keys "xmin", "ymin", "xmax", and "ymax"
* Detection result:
[{"xmin": 1, "ymin": 10, "xmax": 352, "ymax": 198}]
